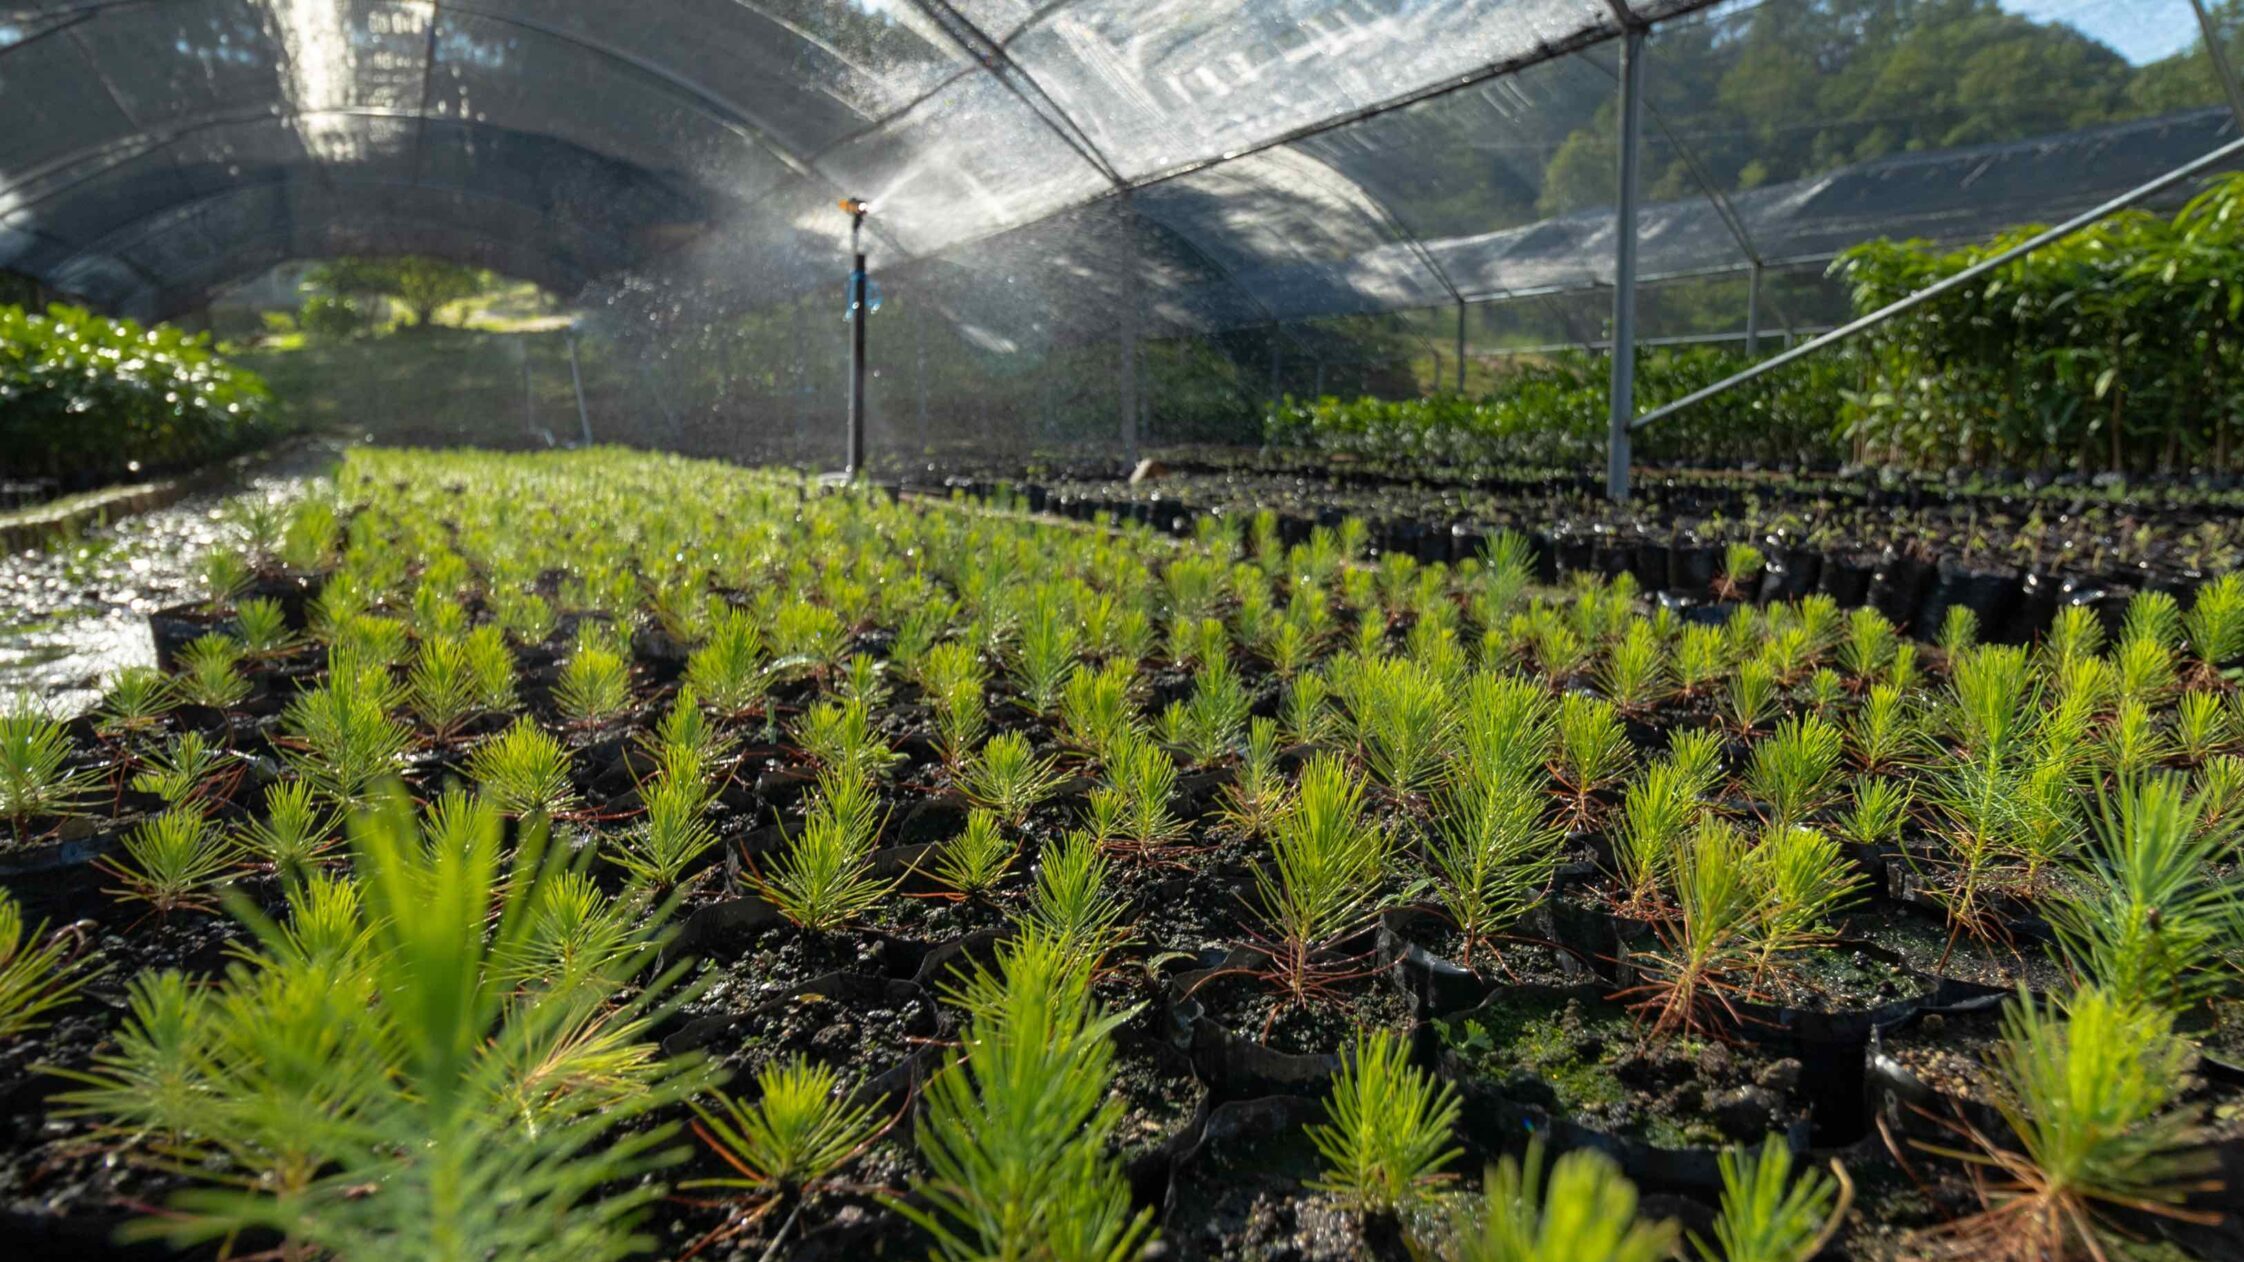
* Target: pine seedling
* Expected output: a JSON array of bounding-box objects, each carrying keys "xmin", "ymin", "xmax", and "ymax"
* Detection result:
[
  {"xmin": 1, "ymin": 708, "xmax": 96, "ymax": 839},
  {"xmin": 2122, "ymin": 589, "xmax": 2184, "ymax": 653},
  {"xmin": 2043, "ymin": 604, "xmax": 2105, "ymax": 671},
  {"xmin": 95, "ymin": 666, "xmax": 175, "ymax": 742},
  {"xmin": 100, "ymin": 807, "xmax": 236, "ymax": 915},
  {"xmin": 932, "ymin": 809, "xmax": 1017, "ymax": 899},
  {"xmin": 922, "ymin": 641, "xmax": 989, "ymax": 769},
  {"xmin": 1011, "ymin": 596, "xmax": 1079, "ymax": 716},
  {"xmin": 1282, "ymin": 670, "xmax": 1340, "ymax": 748},
  {"xmin": 1024, "ymin": 829, "xmax": 1129, "ymax": 963},
  {"xmin": 958, "ymin": 731, "xmax": 1063, "ymax": 828},
  {"xmin": 461, "ymin": 624, "xmax": 519, "ymax": 716},
  {"xmin": 1431, "ymin": 769, "xmax": 1560, "ymax": 967},
  {"xmin": 686, "ymin": 1056, "xmax": 885, "ymax": 1202},
  {"xmin": 2100, "ymin": 697, "xmax": 2168, "ymax": 779},
  {"xmin": 1929, "ymin": 987, "xmax": 2218, "ymax": 1261},
  {"xmin": 2114, "ymin": 632, "xmax": 2178, "ymax": 705},
  {"xmin": 2050, "ymin": 776, "xmax": 2234, "ymax": 1011},
  {"xmin": 1456, "ymin": 672, "xmax": 1556, "ymax": 790},
  {"xmin": 1340, "ymin": 655, "xmax": 1457, "ymax": 798},
  {"xmin": 1088, "ymin": 730, "xmax": 1182, "ymax": 853},
  {"xmin": 1163, "ymin": 652, "xmax": 1252, "ymax": 766},
  {"xmin": 2184, "ymin": 572, "xmax": 2244, "ymax": 682},
  {"xmin": 1745, "ymin": 715, "xmax": 1843, "ymax": 832},
  {"xmin": 793, "ymin": 697, "xmax": 900, "ymax": 786},
  {"xmin": 1835, "ymin": 776, "xmax": 1911, "ymax": 850},
  {"xmin": 233, "ymin": 597, "xmax": 299, "ymax": 662},
  {"xmin": 1598, "ymin": 620, "xmax": 1670, "ymax": 716},
  {"xmin": 235, "ymin": 779, "xmax": 340, "ymax": 883},
  {"xmin": 1552, "ymin": 692, "xmax": 1630, "ymax": 827},
  {"xmin": 468, "ymin": 719, "xmax": 578, "ymax": 819},
  {"xmin": 2173, "ymin": 689, "xmax": 2231, "ymax": 765},
  {"xmin": 280, "ymin": 670, "xmax": 411, "ymax": 808},
  {"xmin": 901, "ymin": 932, "xmax": 1151, "ymax": 1262},
  {"xmin": 1059, "ymin": 657, "xmax": 1139, "ymax": 760},
  {"xmin": 772, "ymin": 599, "xmax": 848, "ymax": 683},
  {"xmin": 1838, "ymin": 606, "xmax": 1896, "ymax": 684},
  {"xmin": 1666, "ymin": 726, "xmax": 1727, "ymax": 801},
  {"xmin": 1610, "ymin": 758, "xmax": 1701, "ymax": 913},
  {"xmin": 1630, "ymin": 818, "xmax": 1760, "ymax": 1036},
  {"xmin": 1674, "ymin": 624, "xmax": 1728, "ymax": 699},
  {"xmin": 555, "ymin": 643, "xmax": 632, "ymax": 725},
  {"xmin": 1726, "ymin": 658, "xmax": 1779, "ymax": 737},
  {"xmin": 1938, "ymin": 604, "xmax": 1980, "ymax": 659},
  {"xmin": 686, "ymin": 608, "xmax": 769, "ymax": 718},
  {"xmin": 639, "ymin": 686, "xmax": 736, "ymax": 791},
  {"xmin": 1749, "ymin": 825, "xmax": 1864, "ymax": 980},
  {"xmin": 1847, "ymin": 682, "xmax": 1919, "ymax": 772},
  {"xmin": 608, "ymin": 774, "xmax": 719, "ymax": 891},
  {"xmin": 1251, "ymin": 753, "xmax": 1393, "ymax": 1006},
  {"xmin": 755, "ymin": 774, "xmax": 894, "ymax": 932},
  {"xmin": 1308, "ymin": 1028, "xmax": 1461, "ymax": 1215},
  {"xmin": 130, "ymin": 730, "xmax": 233, "ymax": 809},
  {"xmin": 408, "ymin": 634, "xmax": 482, "ymax": 742},
  {"xmin": 1447, "ymin": 1139, "xmax": 1677, "ymax": 1262},
  {"xmin": 175, "ymin": 633, "xmax": 252, "ymax": 709},
  {"xmin": 1714, "ymin": 542, "xmax": 1763, "ymax": 601},
  {"xmin": 1220, "ymin": 717, "xmax": 1289, "ymax": 838},
  {"xmin": 1948, "ymin": 644, "xmax": 2036, "ymax": 756},
  {"xmin": 0, "ymin": 886, "xmax": 94, "ymax": 1042},
  {"xmin": 1695, "ymin": 1135, "xmax": 1848, "ymax": 1262}
]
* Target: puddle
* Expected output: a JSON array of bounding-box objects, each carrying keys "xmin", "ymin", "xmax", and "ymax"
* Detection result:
[{"xmin": 0, "ymin": 439, "xmax": 343, "ymax": 715}]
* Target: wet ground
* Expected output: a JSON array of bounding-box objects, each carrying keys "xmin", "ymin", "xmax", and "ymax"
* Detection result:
[{"xmin": 0, "ymin": 440, "xmax": 343, "ymax": 715}]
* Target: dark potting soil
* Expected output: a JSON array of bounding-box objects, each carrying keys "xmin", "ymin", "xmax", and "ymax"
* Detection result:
[
  {"xmin": 1752, "ymin": 945, "xmax": 1925, "ymax": 1012},
  {"xmin": 1843, "ymin": 910, "xmax": 2068, "ymax": 995},
  {"xmin": 1439, "ymin": 992, "xmax": 1807, "ymax": 1149},
  {"xmin": 1190, "ymin": 969, "xmax": 1418, "ymax": 1059}
]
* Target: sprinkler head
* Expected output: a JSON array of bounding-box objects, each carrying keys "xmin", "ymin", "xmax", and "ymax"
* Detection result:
[{"xmin": 838, "ymin": 197, "xmax": 870, "ymax": 218}]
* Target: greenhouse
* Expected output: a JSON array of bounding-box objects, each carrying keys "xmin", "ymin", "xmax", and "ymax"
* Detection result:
[{"xmin": 4, "ymin": 1, "xmax": 2244, "ymax": 1259}]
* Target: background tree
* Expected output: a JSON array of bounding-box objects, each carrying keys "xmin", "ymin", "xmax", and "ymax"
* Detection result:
[{"xmin": 305, "ymin": 257, "xmax": 495, "ymax": 330}]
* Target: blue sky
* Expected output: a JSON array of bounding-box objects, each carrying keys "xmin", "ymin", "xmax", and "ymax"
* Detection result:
[{"xmin": 2002, "ymin": 0, "xmax": 2198, "ymax": 64}]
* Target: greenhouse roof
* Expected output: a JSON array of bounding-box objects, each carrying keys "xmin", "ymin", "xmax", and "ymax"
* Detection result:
[{"xmin": 0, "ymin": 0, "xmax": 2231, "ymax": 329}]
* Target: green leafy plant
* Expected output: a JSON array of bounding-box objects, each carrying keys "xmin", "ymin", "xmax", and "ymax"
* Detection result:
[
  {"xmin": 468, "ymin": 719, "xmax": 578, "ymax": 819},
  {"xmin": 1308, "ymin": 1027, "xmax": 1461, "ymax": 1216},
  {"xmin": 1714, "ymin": 542, "xmax": 1763, "ymax": 601},
  {"xmin": 234, "ymin": 596, "xmax": 300, "ymax": 661},
  {"xmin": 409, "ymin": 634, "xmax": 483, "ymax": 742},
  {"xmin": 1335, "ymin": 654, "xmax": 1456, "ymax": 797},
  {"xmin": 2050, "ymin": 776, "xmax": 2235, "ymax": 1011},
  {"xmin": 60, "ymin": 787, "xmax": 705, "ymax": 1259},
  {"xmin": 1220, "ymin": 717, "xmax": 1290, "ymax": 838}
]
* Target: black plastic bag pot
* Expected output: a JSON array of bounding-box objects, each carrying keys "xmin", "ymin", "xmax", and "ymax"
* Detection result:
[
  {"xmin": 1756, "ymin": 547, "xmax": 1822, "ymax": 604},
  {"xmin": 1867, "ymin": 552, "xmax": 1934, "ymax": 631},
  {"xmin": 1671, "ymin": 545, "xmax": 1721, "ymax": 596},
  {"xmin": 1816, "ymin": 555, "xmax": 1874, "ymax": 607},
  {"xmin": 1915, "ymin": 558, "xmax": 2018, "ymax": 644},
  {"xmin": 2005, "ymin": 570, "xmax": 2061, "ymax": 644}
]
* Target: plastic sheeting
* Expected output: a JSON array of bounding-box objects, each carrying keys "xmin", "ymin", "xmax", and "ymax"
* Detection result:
[{"xmin": 0, "ymin": 0, "xmax": 2231, "ymax": 344}]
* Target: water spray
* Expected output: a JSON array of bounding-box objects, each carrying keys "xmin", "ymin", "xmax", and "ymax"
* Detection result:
[{"xmin": 840, "ymin": 197, "xmax": 870, "ymax": 479}]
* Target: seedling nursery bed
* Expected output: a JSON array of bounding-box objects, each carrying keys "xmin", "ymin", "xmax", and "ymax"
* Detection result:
[{"xmin": 1, "ymin": 446, "xmax": 2241, "ymax": 1262}]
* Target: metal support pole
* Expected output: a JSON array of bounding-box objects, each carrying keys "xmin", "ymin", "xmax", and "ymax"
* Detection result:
[
  {"xmin": 522, "ymin": 353, "xmax": 536, "ymax": 440},
  {"xmin": 2190, "ymin": 0, "xmax": 2244, "ymax": 133},
  {"xmin": 1268, "ymin": 326, "xmax": 1282, "ymax": 406},
  {"xmin": 1634, "ymin": 131, "xmax": 2244, "ymax": 433},
  {"xmin": 1606, "ymin": 25, "xmax": 1645, "ymax": 502},
  {"xmin": 1119, "ymin": 195, "xmax": 1141, "ymax": 467},
  {"xmin": 1454, "ymin": 301, "xmax": 1467, "ymax": 393},
  {"xmin": 1745, "ymin": 263, "xmax": 1763, "ymax": 357},
  {"xmin": 566, "ymin": 328, "xmax": 592, "ymax": 446},
  {"xmin": 845, "ymin": 203, "xmax": 869, "ymax": 478},
  {"xmin": 1313, "ymin": 359, "xmax": 1325, "ymax": 396},
  {"xmin": 914, "ymin": 310, "xmax": 929, "ymax": 458}
]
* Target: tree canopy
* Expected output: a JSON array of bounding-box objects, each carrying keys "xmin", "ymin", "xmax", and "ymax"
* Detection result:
[{"xmin": 304, "ymin": 257, "xmax": 496, "ymax": 330}]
